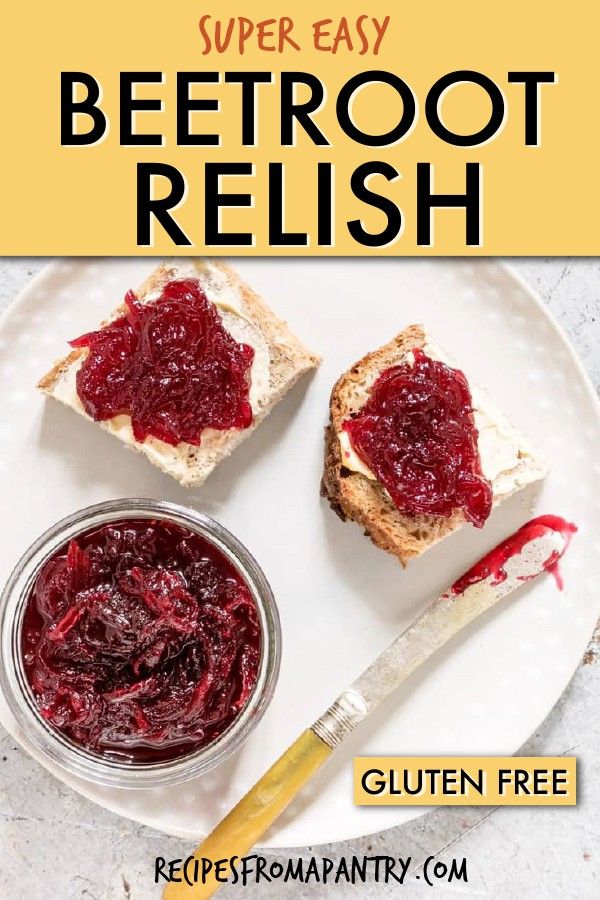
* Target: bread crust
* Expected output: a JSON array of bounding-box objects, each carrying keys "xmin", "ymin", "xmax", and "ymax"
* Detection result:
[
  {"xmin": 321, "ymin": 325, "xmax": 546, "ymax": 567},
  {"xmin": 38, "ymin": 260, "xmax": 319, "ymax": 486}
]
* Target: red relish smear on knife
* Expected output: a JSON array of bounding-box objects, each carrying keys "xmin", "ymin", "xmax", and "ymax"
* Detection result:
[
  {"xmin": 21, "ymin": 519, "xmax": 261, "ymax": 762},
  {"xmin": 343, "ymin": 349, "xmax": 492, "ymax": 527},
  {"xmin": 451, "ymin": 515, "xmax": 577, "ymax": 596},
  {"xmin": 70, "ymin": 278, "xmax": 255, "ymax": 447}
]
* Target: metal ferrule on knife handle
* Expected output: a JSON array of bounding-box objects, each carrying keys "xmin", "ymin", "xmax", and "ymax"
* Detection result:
[{"xmin": 311, "ymin": 690, "xmax": 369, "ymax": 748}]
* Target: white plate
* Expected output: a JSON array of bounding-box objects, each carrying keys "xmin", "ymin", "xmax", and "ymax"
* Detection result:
[{"xmin": 0, "ymin": 259, "xmax": 598, "ymax": 847}]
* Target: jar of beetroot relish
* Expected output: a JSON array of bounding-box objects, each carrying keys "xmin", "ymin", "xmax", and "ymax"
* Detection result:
[{"xmin": 0, "ymin": 499, "xmax": 280, "ymax": 787}]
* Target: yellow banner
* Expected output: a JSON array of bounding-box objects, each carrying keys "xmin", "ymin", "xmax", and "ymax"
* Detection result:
[
  {"xmin": 354, "ymin": 757, "xmax": 576, "ymax": 805},
  {"xmin": 1, "ymin": 1, "xmax": 597, "ymax": 254}
]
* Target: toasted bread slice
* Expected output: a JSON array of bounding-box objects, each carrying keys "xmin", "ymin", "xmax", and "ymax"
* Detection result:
[
  {"xmin": 321, "ymin": 324, "xmax": 548, "ymax": 566},
  {"xmin": 39, "ymin": 259, "xmax": 319, "ymax": 486}
]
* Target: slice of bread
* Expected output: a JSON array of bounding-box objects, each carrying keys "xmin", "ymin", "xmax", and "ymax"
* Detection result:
[
  {"xmin": 39, "ymin": 259, "xmax": 319, "ymax": 486},
  {"xmin": 321, "ymin": 324, "xmax": 548, "ymax": 566}
]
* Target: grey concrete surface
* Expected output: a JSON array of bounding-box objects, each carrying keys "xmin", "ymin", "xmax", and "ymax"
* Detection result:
[{"xmin": 0, "ymin": 258, "xmax": 598, "ymax": 899}]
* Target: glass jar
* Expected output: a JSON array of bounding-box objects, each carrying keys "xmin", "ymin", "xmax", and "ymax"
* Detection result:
[{"xmin": 0, "ymin": 498, "xmax": 280, "ymax": 788}]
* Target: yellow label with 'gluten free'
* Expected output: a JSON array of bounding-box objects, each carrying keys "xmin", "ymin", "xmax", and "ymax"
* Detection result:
[{"xmin": 354, "ymin": 757, "xmax": 576, "ymax": 806}]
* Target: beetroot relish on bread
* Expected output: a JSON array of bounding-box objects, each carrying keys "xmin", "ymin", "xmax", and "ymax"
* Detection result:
[
  {"xmin": 342, "ymin": 348, "xmax": 493, "ymax": 528},
  {"xmin": 38, "ymin": 260, "xmax": 320, "ymax": 486},
  {"xmin": 322, "ymin": 325, "xmax": 548, "ymax": 567},
  {"xmin": 70, "ymin": 278, "xmax": 256, "ymax": 447}
]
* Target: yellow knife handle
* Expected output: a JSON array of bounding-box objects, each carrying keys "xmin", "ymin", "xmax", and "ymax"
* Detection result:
[{"xmin": 163, "ymin": 729, "xmax": 332, "ymax": 900}]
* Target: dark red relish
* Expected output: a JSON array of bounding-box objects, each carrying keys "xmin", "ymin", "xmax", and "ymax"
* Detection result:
[
  {"xmin": 450, "ymin": 515, "xmax": 577, "ymax": 595},
  {"xmin": 343, "ymin": 349, "xmax": 492, "ymax": 527},
  {"xmin": 21, "ymin": 519, "xmax": 261, "ymax": 763},
  {"xmin": 70, "ymin": 279, "xmax": 255, "ymax": 447}
]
